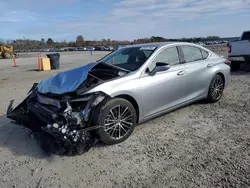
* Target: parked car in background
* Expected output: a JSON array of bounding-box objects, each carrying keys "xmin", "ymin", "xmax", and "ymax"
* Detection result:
[
  {"xmin": 103, "ymin": 46, "xmax": 110, "ymax": 51},
  {"xmin": 6, "ymin": 42, "xmax": 230, "ymax": 155},
  {"xmin": 86, "ymin": 46, "xmax": 95, "ymax": 51},
  {"xmin": 77, "ymin": 47, "xmax": 87, "ymax": 51},
  {"xmin": 94, "ymin": 46, "xmax": 103, "ymax": 51},
  {"xmin": 228, "ymin": 30, "xmax": 250, "ymax": 71},
  {"xmin": 108, "ymin": 46, "xmax": 114, "ymax": 51},
  {"xmin": 55, "ymin": 48, "xmax": 60, "ymax": 52},
  {"xmin": 68, "ymin": 47, "xmax": 78, "ymax": 51},
  {"xmin": 205, "ymin": 41, "xmax": 213, "ymax": 45},
  {"xmin": 197, "ymin": 42, "xmax": 205, "ymax": 46},
  {"xmin": 60, "ymin": 47, "xmax": 70, "ymax": 51},
  {"xmin": 114, "ymin": 45, "xmax": 122, "ymax": 50}
]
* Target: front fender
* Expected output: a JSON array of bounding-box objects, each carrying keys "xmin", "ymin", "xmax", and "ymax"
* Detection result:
[{"xmin": 110, "ymin": 90, "xmax": 143, "ymax": 121}]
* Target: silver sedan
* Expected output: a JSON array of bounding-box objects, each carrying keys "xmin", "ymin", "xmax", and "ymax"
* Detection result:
[
  {"xmin": 88, "ymin": 42, "xmax": 231, "ymax": 144},
  {"xmin": 6, "ymin": 42, "xmax": 231, "ymax": 152}
]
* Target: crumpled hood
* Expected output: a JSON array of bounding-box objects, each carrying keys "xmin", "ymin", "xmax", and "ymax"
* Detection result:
[{"xmin": 37, "ymin": 62, "xmax": 99, "ymax": 94}]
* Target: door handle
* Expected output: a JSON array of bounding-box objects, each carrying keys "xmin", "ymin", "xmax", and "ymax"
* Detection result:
[
  {"xmin": 177, "ymin": 70, "xmax": 186, "ymax": 76},
  {"xmin": 207, "ymin": 64, "xmax": 213, "ymax": 68}
]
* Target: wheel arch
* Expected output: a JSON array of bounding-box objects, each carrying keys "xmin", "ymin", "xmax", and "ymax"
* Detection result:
[
  {"xmin": 114, "ymin": 94, "xmax": 140, "ymax": 123},
  {"xmin": 216, "ymin": 72, "xmax": 225, "ymax": 86}
]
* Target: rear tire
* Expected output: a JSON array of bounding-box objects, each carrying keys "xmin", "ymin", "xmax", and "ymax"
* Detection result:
[
  {"xmin": 230, "ymin": 61, "xmax": 240, "ymax": 71},
  {"xmin": 2, "ymin": 51, "xmax": 13, "ymax": 59},
  {"xmin": 206, "ymin": 74, "xmax": 224, "ymax": 103},
  {"xmin": 244, "ymin": 56, "xmax": 250, "ymax": 72},
  {"xmin": 244, "ymin": 56, "xmax": 250, "ymax": 63},
  {"xmin": 94, "ymin": 98, "xmax": 137, "ymax": 145}
]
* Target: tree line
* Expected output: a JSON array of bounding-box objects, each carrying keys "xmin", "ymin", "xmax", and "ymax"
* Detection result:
[{"xmin": 0, "ymin": 35, "xmax": 237, "ymax": 50}]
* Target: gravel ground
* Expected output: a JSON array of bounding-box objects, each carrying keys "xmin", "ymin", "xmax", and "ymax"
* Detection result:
[{"xmin": 0, "ymin": 45, "xmax": 249, "ymax": 188}]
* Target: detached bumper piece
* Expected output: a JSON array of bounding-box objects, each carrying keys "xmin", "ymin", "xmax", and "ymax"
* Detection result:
[
  {"xmin": 38, "ymin": 126, "xmax": 97, "ymax": 156},
  {"xmin": 6, "ymin": 87, "xmax": 108, "ymax": 156}
]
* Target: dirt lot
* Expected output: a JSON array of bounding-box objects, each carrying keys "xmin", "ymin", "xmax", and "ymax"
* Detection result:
[{"xmin": 0, "ymin": 46, "xmax": 249, "ymax": 188}]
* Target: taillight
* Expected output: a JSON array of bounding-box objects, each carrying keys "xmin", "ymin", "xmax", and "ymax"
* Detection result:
[
  {"xmin": 225, "ymin": 60, "xmax": 231, "ymax": 66},
  {"xmin": 228, "ymin": 45, "xmax": 232, "ymax": 53}
]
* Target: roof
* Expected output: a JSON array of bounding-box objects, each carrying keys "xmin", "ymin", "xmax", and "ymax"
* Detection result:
[{"xmin": 124, "ymin": 41, "xmax": 190, "ymax": 48}]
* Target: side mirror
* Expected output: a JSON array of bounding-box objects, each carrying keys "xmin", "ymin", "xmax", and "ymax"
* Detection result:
[{"xmin": 149, "ymin": 62, "xmax": 170, "ymax": 76}]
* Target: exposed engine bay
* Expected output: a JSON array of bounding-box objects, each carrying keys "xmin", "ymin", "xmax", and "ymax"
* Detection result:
[{"xmin": 6, "ymin": 62, "xmax": 128, "ymax": 155}]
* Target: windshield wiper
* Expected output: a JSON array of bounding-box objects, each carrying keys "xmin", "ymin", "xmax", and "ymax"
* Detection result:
[{"xmin": 88, "ymin": 73, "xmax": 104, "ymax": 82}]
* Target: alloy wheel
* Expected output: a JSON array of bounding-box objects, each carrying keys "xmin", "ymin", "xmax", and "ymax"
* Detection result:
[
  {"xmin": 211, "ymin": 76, "xmax": 224, "ymax": 100},
  {"xmin": 104, "ymin": 105, "xmax": 133, "ymax": 140}
]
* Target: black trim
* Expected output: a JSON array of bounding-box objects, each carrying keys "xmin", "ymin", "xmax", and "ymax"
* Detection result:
[
  {"xmin": 200, "ymin": 49, "xmax": 209, "ymax": 59},
  {"xmin": 27, "ymin": 83, "xmax": 38, "ymax": 95},
  {"xmin": 177, "ymin": 46, "xmax": 185, "ymax": 64},
  {"xmin": 28, "ymin": 102, "xmax": 57, "ymax": 124}
]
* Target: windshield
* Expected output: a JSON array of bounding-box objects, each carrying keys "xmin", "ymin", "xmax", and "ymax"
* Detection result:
[{"xmin": 98, "ymin": 46, "xmax": 156, "ymax": 71}]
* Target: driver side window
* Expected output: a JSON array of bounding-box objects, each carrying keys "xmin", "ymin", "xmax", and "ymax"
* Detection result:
[{"xmin": 148, "ymin": 46, "xmax": 180, "ymax": 72}]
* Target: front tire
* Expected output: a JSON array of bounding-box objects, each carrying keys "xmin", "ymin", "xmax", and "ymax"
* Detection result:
[
  {"xmin": 95, "ymin": 98, "xmax": 137, "ymax": 145},
  {"xmin": 206, "ymin": 74, "xmax": 224, "ymax": 103}
]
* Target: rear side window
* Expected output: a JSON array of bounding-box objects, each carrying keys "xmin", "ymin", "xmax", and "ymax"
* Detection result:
[
  {"xmin": 201, "ymin": 50, "xmax": 209, "ymax": 59},
  {"xmin": 181, "ymin": 46, "xmax": 203, "ymax": 63},
  {"xmin": 241, "ymin": 32, "xmax": 250, "ymax": 40}
]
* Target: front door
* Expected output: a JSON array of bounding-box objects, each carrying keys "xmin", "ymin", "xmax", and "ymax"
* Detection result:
[{"xmin": 139, "ymin": 46, "xmax": 187, "ymax": 118}]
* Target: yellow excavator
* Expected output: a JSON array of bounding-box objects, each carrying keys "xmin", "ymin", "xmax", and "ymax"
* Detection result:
[{"xmin": 0, "ymin": 45, "xmax": 18, "ymax": 59}]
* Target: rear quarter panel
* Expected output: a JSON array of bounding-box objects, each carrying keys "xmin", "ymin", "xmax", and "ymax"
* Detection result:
[
  {"xmin": 210, "ymin": 56, "xmax": 231, "ymax": 88},
  {"xmin": 187, "ymin": 54, "xmax": 230, "ymax": 98}
]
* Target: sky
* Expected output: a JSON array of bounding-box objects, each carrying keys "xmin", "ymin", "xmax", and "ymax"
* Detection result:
[{"xmin": 1, "ymin": 0, "xmax": 250, "ymax": 41}]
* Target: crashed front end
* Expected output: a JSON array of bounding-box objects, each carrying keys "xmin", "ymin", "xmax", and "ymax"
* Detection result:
[
  {"xmin": 6, "ymin": 86, "xmax": 109, "ymax": 155},
  {"xmin": 6, "ymin": 85, "xmax": 109, "ymax": 155},
  {"xmin": 5, "ymin": 62, "xmax": 126, "ymax": 155}
]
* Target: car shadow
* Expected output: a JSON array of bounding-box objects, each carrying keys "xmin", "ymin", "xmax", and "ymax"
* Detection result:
[
  {"xmin": 94, "ymin": 141, "xmax": 107, "ymax": 148},
  {"xmin": 231, "ymin": 71, "xmax": 250, "ymax": 76},
  {"xmin": 192, "ymin": 99, "xmax": 208, "ymax": 105},
  {"xmin": 0, "ymin": 115, "xmax": 50, "ymax": 159},
  {"xmin": 26, "ymin": 68, "xmax": 41, "ymax": 72},
  {"xmin": 231, "ymin": 63, "xmax": 250, "ymax": 75}
]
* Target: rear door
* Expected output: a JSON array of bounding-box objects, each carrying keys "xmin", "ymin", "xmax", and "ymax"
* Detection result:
[{"xmin": 179, "ymin": 45, "xmax": 213, "ymax": 101}]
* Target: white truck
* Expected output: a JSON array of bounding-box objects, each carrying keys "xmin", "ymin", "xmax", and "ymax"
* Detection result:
[{"xmin": 228, "ymin": 31, "xmax": 250, "ymax": 71}]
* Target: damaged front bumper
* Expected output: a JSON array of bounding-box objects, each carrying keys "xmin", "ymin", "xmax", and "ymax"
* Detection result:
[{"xmin": 6, "ymin": 84, "xmax": 109, "ymax": 155}]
